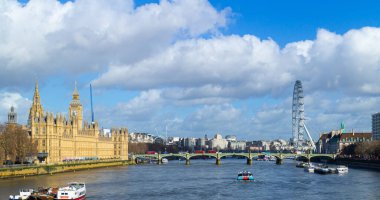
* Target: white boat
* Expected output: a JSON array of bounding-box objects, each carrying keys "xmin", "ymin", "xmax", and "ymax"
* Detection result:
[
  {"xmin": 57, "ymin": 182, "xmax": 86, "ymax": 200},
  {"xmin": 304, "ymin": 164, "xmax": 315, "ymax": 173},
  {"xmin": 162, "ymin": 158, "xmax": 169, "ymax": 164},
  {"xmin": 336, "ymin": 165, "xmax": 348, "ymax": 173},
  {"xmin": 9, "ymin": 189, "xmax": 34, "ymax": 200}
]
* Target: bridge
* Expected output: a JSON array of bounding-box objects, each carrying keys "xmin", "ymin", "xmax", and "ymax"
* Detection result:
[{"xmin": 131, "ymin": 152, "xmax": 337, "ymax": 165}]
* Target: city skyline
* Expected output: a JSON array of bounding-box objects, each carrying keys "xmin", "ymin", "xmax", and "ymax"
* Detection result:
[{"xmin": 1, "ymin": 0, "xmax": 380, "ymax": 140}]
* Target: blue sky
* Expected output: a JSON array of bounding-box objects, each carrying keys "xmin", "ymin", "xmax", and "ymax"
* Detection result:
[{"xmin": 1, "ymin": 0, "xmax": 380, "ymax": 140}]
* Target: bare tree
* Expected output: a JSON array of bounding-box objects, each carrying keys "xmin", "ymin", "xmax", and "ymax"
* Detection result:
[{"xmin": 0, "ymin": 124, "xmax": 37, "ymax": 164}]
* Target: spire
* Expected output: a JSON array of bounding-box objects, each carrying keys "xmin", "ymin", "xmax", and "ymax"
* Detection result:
[
  {"xmin": 33, "ymin": 81, "xmax": 41, "ymax": 104},
  {"xmin": 73, "ymin": 81, "xmax": 79, "ymax": 100},
  {"xmin": 28, "ymin": 81, "xmax": 43, "ymax": 126},
  {"xmin": 70, "ymin": 81, "xmax": 81, "ymax": 106}
]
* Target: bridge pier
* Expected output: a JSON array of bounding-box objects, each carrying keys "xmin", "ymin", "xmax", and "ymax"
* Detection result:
[
  {"xmin": 131, "ymin": 155, "xmax": 137, "ymax": 165},
  {"xmin": 216, "ymin": 158, "xmax": 221, "ymax": 165},
  {"xmin": 276, "ymin": 158, "xmax": 283, "ymax": 165},
  {"xmin": 185, "ymin": 159, "xmax": 190, "ymax": 165},
  {"xmin": 247, "ymin": 158, "xmax": 252, "ymax": 165},
  {"xmin": 157, "ymin": 154, "xmax": 162, "ymax": 165}
]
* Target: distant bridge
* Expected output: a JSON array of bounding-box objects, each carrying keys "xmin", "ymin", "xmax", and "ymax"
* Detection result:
[{"xmin": 131, "ymin": 152, "xmax": 337, "ymax": 165}]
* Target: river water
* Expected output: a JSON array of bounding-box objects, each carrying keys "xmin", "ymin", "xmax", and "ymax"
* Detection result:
[{"xmin": 1, "ymin": 159, "xmax": 379, "ymax": 200}]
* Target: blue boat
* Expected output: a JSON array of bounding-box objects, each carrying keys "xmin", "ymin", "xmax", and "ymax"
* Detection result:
[{"xmin": 237, "ymin": 171, "xmax": 254, "ymax": 181}]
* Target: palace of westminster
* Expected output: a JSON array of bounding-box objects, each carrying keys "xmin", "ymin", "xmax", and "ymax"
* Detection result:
[{"xmin": 5, "ymin": 82, "xmax": 129, "ymax": 164}]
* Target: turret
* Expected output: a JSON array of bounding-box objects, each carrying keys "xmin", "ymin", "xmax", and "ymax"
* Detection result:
[{"xmin": 7, "ymin": 106, "xmax": 17, "ymax": 124}]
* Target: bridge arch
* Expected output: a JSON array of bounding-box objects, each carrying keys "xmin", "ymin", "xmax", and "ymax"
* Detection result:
[
  {"xmin": 134, "ymin": 154, "xmax": 158, "ymax": 159},
  {"xmin": 309, "ymin": 155, "xmax": 335, "ymax": 162},
  {"xmin": 188, "ymin": 154, "xmax": 217, "ymax": 159},
  {"xmin": 218, "ymin": 153, "xmax": 249, "ymax": 159},
  {"xmin": 160, "ymin": 154, "xmax": 187, "ymax": 160}
]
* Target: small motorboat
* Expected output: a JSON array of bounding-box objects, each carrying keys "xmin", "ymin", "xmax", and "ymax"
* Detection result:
[
  {"xmin": 57, "ymin": 182, "xmax": 86, "ymax": 200},
  {"xmin": 304, "ymin": 164, "xmax": 315, "ymax": 173},
  {"xmin": 9, "ymin": 189, "xmax": 34, "ymax": 200},
  {"xmin": 314, "ymin": 164, "xmax": 330, "ymax": 174},
  {"xmin": 237, "ymin": 171, "xmax": 254, "ymax": 181},
  {"xmin": 336, "ymin": 165, "xmax": 348, "ymax": 174},
  {"xmin": 161, "ymin": 158, "xmax": 169, "ymax": 164}
]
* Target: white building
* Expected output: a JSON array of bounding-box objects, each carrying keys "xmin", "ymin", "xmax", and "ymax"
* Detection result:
[
  {"xmin": 129, "ymin": 132, "xmax": 155, "ymax": 143},
  {"xmin": 228, "ymin": 141, "xmax": 246, "ymax": 151},
  {"xmin": 209, "ymin": 134, "xmax": 228, "ymax": 151}
]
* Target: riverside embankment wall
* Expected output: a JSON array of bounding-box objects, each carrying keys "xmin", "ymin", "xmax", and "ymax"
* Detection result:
[
  {"xmin": 0, "ymin": 160, "xmax": 132, "ymax": 179},
  {"xmin": 335, "ymin": 159, "xmax": 380, "ymax": 171}
]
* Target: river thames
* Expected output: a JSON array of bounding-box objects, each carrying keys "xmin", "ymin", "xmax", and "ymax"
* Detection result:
[{"xmin": 1, "ymin": 159, "xmax": 379, "ymax": 200}]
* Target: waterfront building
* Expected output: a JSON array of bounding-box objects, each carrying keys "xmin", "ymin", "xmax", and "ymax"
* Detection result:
[
  {"xmin": 129, "ymin": 132, "xmax": 155, "ymax": 143},
  {"xmin": 195, "ymin": 137, "xmax": 207, "ymax": 150},
  {"xmin": 270, "ymin": 139, "xmax": 288, "ymax": 152},
  {"xmin": 316, "ymin": 130, "xmax": 372, "ymax": 154},
  {"xmin": 209, "ymin": 134, "xmax": 228, "ymax": 151},
  {"xmin": 228, "ymin": 141, "xmax": 246, "ymax": 151},
  {"xmin": 372, "ymin": 113, "xmax": 380, "ymax": 140},
  {"xmin": 167, "ymin": 136, "xmax": 180, "ymax": 145},
  {"xmin": 28, "ymin": 82, "xmax": 128, "ymax": 164},
  {"xmin": 184, "ymin": 137, "xmax": 197, "ymax": 151},
  {"xmin": 246, "ymin": 140, "xmax": 270, "ymax": 152}
]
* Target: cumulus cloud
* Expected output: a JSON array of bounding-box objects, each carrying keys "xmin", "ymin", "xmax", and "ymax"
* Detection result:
[
  {"xmin": 113, "ymin": 89, "xmax": 164, "ymax": 121},
  {"xmin": 93, "ymin": 27, "xmax": 380, "ymax": 100},
  {"xmin": 0, "ymin": 0, "xmax": 228, "ymax": 87},
  {"xmin": 181, "ymin": 103, "xmax": 244, "ymax": 134},
  {"xmin": 90, "ymin": 26, "xmax": 380, "ymax": 138}
]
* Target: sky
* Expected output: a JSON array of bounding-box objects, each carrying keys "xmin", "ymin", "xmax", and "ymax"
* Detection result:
[{"xmin": 1, "ymin": 0, "xmax": 380, "ymax": 140}]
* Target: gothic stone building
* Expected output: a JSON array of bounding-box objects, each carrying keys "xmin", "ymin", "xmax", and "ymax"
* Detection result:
[{"xmin": 28, "ymin": 82, "xmax": 128, "ymax": 164}]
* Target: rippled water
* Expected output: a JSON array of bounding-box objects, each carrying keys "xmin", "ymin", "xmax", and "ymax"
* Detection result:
[{"xmin": 1, "ymin": 159, "xmax": 380, "ymax": 200}]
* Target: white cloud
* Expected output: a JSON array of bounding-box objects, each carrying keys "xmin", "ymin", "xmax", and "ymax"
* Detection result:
[
  {"xmin": 113, "ymin": 89, "xmax": 163, "ymax": 121},
  {"xmin": 93, "ymin": 27, "xmax": 380, "ymax": 100},
  {"xmin": 180, "ymin": 104, "xmax": 244, "ymax": 134},
  {"xmin": 0, "ymin": 92, "xmax": 31, "ymax": 124},
  {"xmin": 0, "ymin": 0, "xmax": 228, "ymax": 87},
  {"xmin": 93, "ymin": 35, "xmax": 293, "ymax": 98}
]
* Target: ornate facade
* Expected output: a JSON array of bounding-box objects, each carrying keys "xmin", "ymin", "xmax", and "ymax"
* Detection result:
[{"xmin": 28, "ymin": 82, "xmax": 128, "ymax": 164}]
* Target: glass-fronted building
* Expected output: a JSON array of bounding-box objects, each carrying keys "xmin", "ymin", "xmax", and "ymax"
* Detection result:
[{"xmin": 372, "ymin": 113, "xmax": 380, "ymax": 140}]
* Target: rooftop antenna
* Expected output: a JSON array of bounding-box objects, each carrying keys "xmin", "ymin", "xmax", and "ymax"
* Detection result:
[{"xmin": 90, "ymin": 84, "xmax": 95, "ymax": 124}]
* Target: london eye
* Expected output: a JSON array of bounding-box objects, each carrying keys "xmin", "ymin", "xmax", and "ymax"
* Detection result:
[{"xmin": 292, "ymin": 80, "xmax": 315, "ymax": 151}]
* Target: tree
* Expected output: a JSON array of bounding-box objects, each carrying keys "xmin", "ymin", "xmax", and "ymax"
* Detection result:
[
  {"xmin": 0, "ymin": 124, "xmax": 37, "ymax": 164},
  {"xmin": 341, "ymin": 144, "xmax": 356, "ymax": 155}
]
